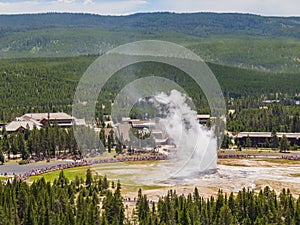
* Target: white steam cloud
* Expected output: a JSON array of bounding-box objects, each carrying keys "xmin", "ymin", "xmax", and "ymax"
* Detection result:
[{"xmin": 153, "ymin": 90, "xmax": 217, "ymax": 178}]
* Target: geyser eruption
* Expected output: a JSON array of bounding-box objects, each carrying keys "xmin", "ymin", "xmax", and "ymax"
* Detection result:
[{"xmin": 153, "ymin": 90, "xmax": 217, "ymax": 178}]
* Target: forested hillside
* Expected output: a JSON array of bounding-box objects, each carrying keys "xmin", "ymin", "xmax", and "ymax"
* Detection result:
[
  {"xmin": 1, "ymin": 12, "xmax": 300, "ymax": 38},
  {"xmin": 1, "ymin": 13, "xmax": 300, "ymax": 131},
  {"xmin": 1, "ymin": 13, "xmax": 300, "ymax": 72},
  {"xmin": 0, "ymin": 55, "xmax": 300, "ymax": 133}
]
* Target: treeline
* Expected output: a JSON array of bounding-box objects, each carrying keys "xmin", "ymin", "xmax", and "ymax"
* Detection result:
[
  {"xmin": 227, "ymin": 104, "xmax": 300, "ymax": 132},
  {"xmin": 0, "ymin": 172, "xmax": 299, "ymax": 224},
  {"xmin": 0, "ymin": 124, "xmax": 124, "ymax": 164},
  {"xmin": 137, "ymin": 187, "xmax": 300, "ymax": 225},
  {"xmin": 0, "ymin": 125, "xmax": 78, "ymax": 163},
  {"xmin": 0, "ymin": 170, "xmax": 124, "ymax": 225}
]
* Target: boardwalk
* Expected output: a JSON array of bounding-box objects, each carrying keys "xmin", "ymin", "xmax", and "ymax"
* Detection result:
[
  {"xmin": 0, "ymin": 161, "xmax": 71, "ymax": 176},
  {"xmin": 0, "ymin": 155, "xmax": 167, "ymax": 182}
]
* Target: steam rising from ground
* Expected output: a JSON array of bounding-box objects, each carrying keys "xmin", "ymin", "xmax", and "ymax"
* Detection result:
[{"xmin": 152, "ymin": 90, "xmax": 217, "ymax": 178}]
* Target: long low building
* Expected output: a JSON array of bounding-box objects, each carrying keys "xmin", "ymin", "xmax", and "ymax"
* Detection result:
[
  {"xmin": 5, "ymin": 120, "xmax": 42, "ymax": 133},
  {"xmin": 18, "ymin": 112, "xmax": 74, "ymax": 128},
  {"xmin": 2, "ymin": 112, "xmax": 84, "ymax": 133},
  {"xmin": 237, "ymin": 132, "xmax": 300, "ymax": 146}
]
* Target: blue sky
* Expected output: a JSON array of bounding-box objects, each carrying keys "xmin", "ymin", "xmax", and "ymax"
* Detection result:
[{"xmin": 0, "ymin": 0, "xmax": 299, "ymax": 16}]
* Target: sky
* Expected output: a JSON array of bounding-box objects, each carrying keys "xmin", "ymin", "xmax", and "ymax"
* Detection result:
[{"xmin": 0, "ymin": 0, "xmax": 299, "ymax": 16}]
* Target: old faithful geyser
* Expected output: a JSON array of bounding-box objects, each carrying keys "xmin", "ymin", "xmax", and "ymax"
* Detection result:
[{"xmin": 153, "ymin": 90, "xmax": 217, "ymax": 178}]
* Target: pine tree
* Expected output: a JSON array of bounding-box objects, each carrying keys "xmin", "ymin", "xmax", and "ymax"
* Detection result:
[
  {"xmin": 0, "ymin": 149, "xmax": 4, "ymax": 164},
  {"xmin": 24, "ymin": 201, "xmax": 37, "ymax": 225},
  {"xmin": 100, "ymin": 129, "xmax": 106, "ymax": 150},
  {"xmin": 245, "ymin": 135, "xmax": 252, "ymax": 148},
  {"xmin": 136, "ymin": 189, "xmax": 149, "ymax": 222},
  {"xmin": 115, "ymin": 140, "xmax": 122, "ymax": 155},
  {"xmin": 271, "ymin": 129, "xmax": 279, "ymax": 149},
  {"xmin": 85, "ymin": 169, "xmax": 93, "ymax": 187},
  {"xmin": 218, "ymin": 205, "xmax": 233, "ymax": 225},
  {"xmin": 279, "ymin": 134, "xmax": 290, "ymax": 152}
]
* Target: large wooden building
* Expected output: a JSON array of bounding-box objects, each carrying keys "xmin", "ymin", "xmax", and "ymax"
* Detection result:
[
  {"xmin": 17, "ymin": 112, "xmax": 74, "ymax": 128},
  {"xmin": 237, "ymin": 132, "xmax": 300, "ymax": 147}
]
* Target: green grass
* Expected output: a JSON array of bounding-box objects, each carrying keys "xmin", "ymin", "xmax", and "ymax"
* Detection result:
[
  {"xmin": 122, "ymin": 184, "xmax": 163, "ymax": 193},
  {"xmin": 4, "ymin": 160, "xmax": 20, "ymax": 165},
  {"xmin": 92, "ymin": 161, "xmax": 165, "ymax": 193},
  {"xmin": 290, "ymin": 173, "xmax": 300, "ymax": 177},
  {"xmin": 27, "ymin": 166, "xmax": 90, "ymax": 183},
  {"xmin": 0, "ymin": 177, "xmax": 9, "ymax": 181}
]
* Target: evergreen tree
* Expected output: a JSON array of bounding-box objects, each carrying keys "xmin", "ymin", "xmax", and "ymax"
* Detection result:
[
  {"xmin": 86, "ymin": 169, "xmax": 93, "ymax": 187},
  {"xmin": 100, "ymin": 129, "xmax": 106, "ymax": 149},
  {"xmin": 279, "ymin": 134, "xmax": 290, "ymax": 152},
  {"xmin": 218, "ymin": 205, "xmax": 233, "ymax": 225},
  {"xmin": 24, "ymin": 201, "xmax": 37, "ymax": 225},
  {"xmin": 0, "ymin": 149, "xmax": 4, "ymax": 164},
  {"xmin": 136, "ymin": 189, "xmax": 149, "ymax": 223},
  {"xmin": 271, "ymin": 129, "xmax": 279, "ymax": 149},
  {"xmin": 245, "ymin": 135, "xmax": 252, "ymax": 148},
  {"xmin": 115, "ymin": 140, "xmax": 122, "ymax": 155}
]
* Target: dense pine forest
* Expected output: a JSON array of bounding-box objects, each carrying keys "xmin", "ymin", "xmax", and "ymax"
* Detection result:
[
  {"xmin": 0, "ymin": 124, "xmax": 79, "ymax": 163},
  {"xmin": 0, "ymin": 172, "xmax": 299, "ymax": 225},
  {"xmin": 1, "ymin": 13, "xmax": 300, "ymax": 133},
  {"xmin": 0, "ymin": 56, "xmax": 300, "ymax": 133}
]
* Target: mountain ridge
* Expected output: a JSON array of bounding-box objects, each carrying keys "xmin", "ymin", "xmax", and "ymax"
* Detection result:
[
  {"xmin": 1, "ymin": 12, "xmax": 300, "ymax": 39},
  {"xmin": 1, "ymin": 12, "xmax": 300, "ymax": 73}
]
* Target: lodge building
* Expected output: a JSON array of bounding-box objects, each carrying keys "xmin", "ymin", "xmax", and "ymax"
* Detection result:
[
  {"xmin": 2, "ymin": 112, "xmax": 75, "ymax": 133},
  {"xmin": 237, "ymin": 132, "xmax": 300, "ymax": 147}
]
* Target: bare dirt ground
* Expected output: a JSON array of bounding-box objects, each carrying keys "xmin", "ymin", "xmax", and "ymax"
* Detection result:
[{"xmin": 92, "ymin": 158, "xmax": 300, "ymax": 204}]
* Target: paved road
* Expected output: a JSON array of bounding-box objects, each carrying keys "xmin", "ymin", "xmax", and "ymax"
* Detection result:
[{"xmin": 0, "ymin": 161, "xmax": 71, "ymax": 176}]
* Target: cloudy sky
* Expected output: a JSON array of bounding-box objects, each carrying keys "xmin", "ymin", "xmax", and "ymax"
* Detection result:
[{"xmin": 0, "ymin": 0, "xmax": 299, "ymax": 16}]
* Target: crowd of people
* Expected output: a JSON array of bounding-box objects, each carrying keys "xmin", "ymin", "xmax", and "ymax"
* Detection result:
[
  {"xmin": 218, "ymin": 153, "xmax": 300, "ymax": 160},
  {"xmin": 1, "ymin": 154, "xmax": 168, "ymax": 184},
  {"xmin": 88, "ymin": 154, "xmax": 167, "ymax": 165},
  {"xmin": 218, "ymin": 154, "xmax": 252, "ymax": 159},
  {"xmin": 0, "ymin": 161, "xmax": 90, "ymax": 184},
  {"xmin": 2, "ymin": 152, "xmax": 299, "ymax": 185},
  {"xmin": 281, "ymin": 154, "xmax": 300, "ymax": 160}
]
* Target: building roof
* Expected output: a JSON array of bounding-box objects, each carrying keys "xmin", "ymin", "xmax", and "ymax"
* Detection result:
[
  {"xmin": 262, "ymin": 100, "xmax": 280, "ymax": 104},
  {"xmin": 21, "ymin": 112, "xmax": 73, "ymax": 121},
  {"xmin": 237, "ymin": 132, "xmax": 300, "ymax": 139},
  {"xmin": 237, "ymin": 132, "xmax": 272, "ymax": 138},
  {"xmin": 197, "ymin": 114, "xmax": 210, "ymax": 119},
  {"xmin": 277, "ymin": 133, "xmax": 300, "ymax": 138},
  {"xmin": 116, "ymin": 124, "xmax": 131, "ymax": 141},
  {"xmin": 131, "ymin": 120, "xmax": 156, "ymax": 128},
  {"xmin": 6, "ymin": 121, "xmax": 42, "ymax": 132}
]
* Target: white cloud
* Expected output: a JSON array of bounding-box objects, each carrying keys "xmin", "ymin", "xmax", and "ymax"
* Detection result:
[
  {"xmin": 57, "ymin": 0, "xmax": 75, "ymax": 3},
  {"xmin": 0, "ymin": 0, "xmax": 147, "ymax": 15},
  {"xmin": 0, "ymin": 0, "xmax": 299, "ymax": 16},
  {"xmin": 150, "ymin": 0, "xmax": 300, "ymax": 16},
  {"xmin": 83, "ymin": 0, "xmax": 93, "ymax": 4}
]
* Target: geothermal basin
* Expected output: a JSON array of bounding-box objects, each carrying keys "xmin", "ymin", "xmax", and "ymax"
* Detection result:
[{"xmin": 92, "ymin": 158, "xmax": 300, "ymax": 200}]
